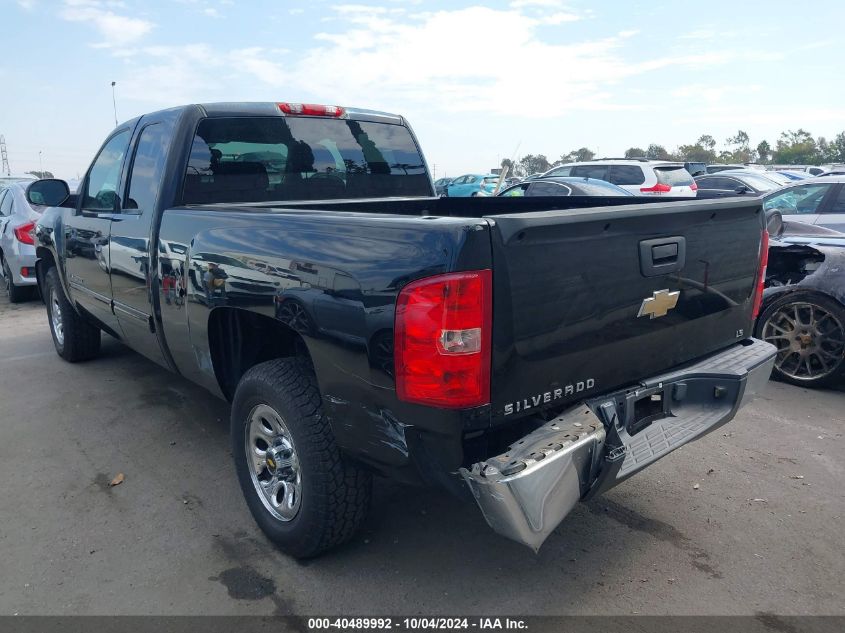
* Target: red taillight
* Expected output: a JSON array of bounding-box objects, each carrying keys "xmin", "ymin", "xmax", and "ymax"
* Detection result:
[
  {"xmin": 278, "ymin": 103, "xmax": 345, "ymax": 118},
  {"xmin": 690, "ymin": 182, "xmax": 698, "ymax": 191},
  {"xmin": 394, "ymin": 270, "xmax": 492, "ymax": 409},
  {"xmin": 14, "ymin": 222, "xmax": 36, "ymax": 245},
  {"xmin": 640, "ymin": 183, "xmax": 672, "ymax": 193},
  {"xmin": 752, "ymin": 230, "xmax": 769, "ymax": 319}
]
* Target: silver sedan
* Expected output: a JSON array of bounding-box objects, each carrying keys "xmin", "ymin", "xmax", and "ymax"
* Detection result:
[{"xmin": 0, "ymin": 182, "xmax": 43, "ymax": 302}]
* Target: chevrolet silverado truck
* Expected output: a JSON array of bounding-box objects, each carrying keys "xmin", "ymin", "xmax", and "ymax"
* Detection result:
[{"xmin": 29, "ymin": 102, "xmax": 776, "ymax": 557}]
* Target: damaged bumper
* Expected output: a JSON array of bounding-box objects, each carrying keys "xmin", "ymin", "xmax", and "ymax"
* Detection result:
[{"xmin": 461, "ymin": 338, "xmax": 776, "ymax": 551}]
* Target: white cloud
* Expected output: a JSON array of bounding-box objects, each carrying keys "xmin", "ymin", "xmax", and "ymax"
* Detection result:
[
  {"xmin": 88, "ymin": 3, "xmax": 741, "ymax": 123},
  {"xmin": 242, "ymin": 6, "xmax": 727, "ymax": 118},
  {"xmin": 544, "ymin": 11, "xmax": 580, "ymax": 24},
  {"xmin": 203, "ymin": 7, "xmax": 220, "ymax": 17},
  {"xmin": 17, "ymin": 0, "xmax": 36, "ymax": 9},
  {"xmin": 510, "ymin": 0, "xmax": 566, "ymax": 7},
  {"xmin": 60, "ymin": 0, "xmax": 153, "ymax": 48}
]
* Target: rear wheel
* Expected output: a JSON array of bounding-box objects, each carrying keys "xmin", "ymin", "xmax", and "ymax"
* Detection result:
[
  {"xmin": 44, "ymin": 267, "xmax": 101, "ymax": 362},
  {"xmin": 3, "ymin": 259, "xmax": 31, "ymax": 303},
  {"xmin": 755, "ymin": 291, "xmax": 845, "ymax": 387},
  {"xmin": 231, "ymin": 358, "xmax": 371, "ymax": 558}
]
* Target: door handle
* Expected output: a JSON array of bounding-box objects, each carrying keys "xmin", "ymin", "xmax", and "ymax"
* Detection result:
[{"xmin": 639, "ymin": 237, "xmax": 686, "ymax": 277}]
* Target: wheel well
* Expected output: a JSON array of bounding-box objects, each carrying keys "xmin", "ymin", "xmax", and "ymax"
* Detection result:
[
  {"xmin": 35, "ymin": 247, "xmax": 56, "ymax": 299},
  {"xmin": 208, "ymin": 307, "xmax": 312, "ymax": 401}
]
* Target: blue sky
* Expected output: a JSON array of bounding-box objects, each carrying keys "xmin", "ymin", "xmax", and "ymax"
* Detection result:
[{"xmin": 2, "ymin": 0, "xmax": 845, "ymax": 179}]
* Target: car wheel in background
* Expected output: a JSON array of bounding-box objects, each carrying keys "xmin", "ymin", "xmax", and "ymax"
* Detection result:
[
  {"xmin": 755, "ymin": 291, "xmax": 845, "ymax": 387},
  {"xmin": 44, "ymin": 266, "xmax": 101, "ymax": 362},
  {"xmin": 3, "ymin": 259, "xmax": 31, "ymax": 304},
  {"xmin": 231, "ymin": 357, "xmax": 371, "ymax": 558}
]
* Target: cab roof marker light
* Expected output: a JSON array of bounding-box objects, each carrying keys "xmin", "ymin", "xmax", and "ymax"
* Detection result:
[{"xmin": 278, "ymin": 103, "xmax": 346, "ymax": 118}]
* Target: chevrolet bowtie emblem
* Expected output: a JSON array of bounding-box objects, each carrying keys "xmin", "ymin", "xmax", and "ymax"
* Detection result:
[{"xmin": 637, "ymin": 289, "xmax": 680, "ymax": 319}]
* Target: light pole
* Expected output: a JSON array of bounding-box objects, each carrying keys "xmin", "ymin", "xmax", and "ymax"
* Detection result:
[
  {"xmin": 111, "ymin": 81, "xmax": 118, "ymax": 126},
  {"xmin": 38, "ymin": 151, "xmax": 43, "ymax": 177}
]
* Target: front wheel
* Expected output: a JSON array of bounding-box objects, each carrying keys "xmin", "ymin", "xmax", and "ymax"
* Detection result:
[
  {"xmin": 44, "ymin": 267, "xmax": 101, "ymax": 362},
  {"xmin": 231, "ymin": 358, "xmax": 371, "ymax": 558},
  {"xmin": 755, "ymin": 291, "xmax": 845, "ymax": 387}
]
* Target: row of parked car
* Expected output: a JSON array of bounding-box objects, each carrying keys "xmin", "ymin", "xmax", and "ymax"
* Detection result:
[{"xmin": 434, "ymin": 159, "xmax": 845, "ymax": 200}]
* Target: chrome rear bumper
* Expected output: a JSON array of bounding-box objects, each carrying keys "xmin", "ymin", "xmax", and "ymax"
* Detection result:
[{"xmin": 461, "ymin": 338, "xmax": 776, "ymax": 551}]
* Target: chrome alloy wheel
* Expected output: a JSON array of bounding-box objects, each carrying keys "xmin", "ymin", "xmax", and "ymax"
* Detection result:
[
  {"xmin": 50, "ymin": 288, "xmax": 65, "ymax": 346},
  {"xmin": 762, "ymin": 301, "xmax": 845, "ymax": 382},
  {"xmin": 245, "ymin": 404, "xmax": 302, "ymax": 521}
]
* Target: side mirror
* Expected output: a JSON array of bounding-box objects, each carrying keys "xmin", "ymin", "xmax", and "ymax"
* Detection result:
[
  {"xmin": 734, "ymin": 185, "xmax": 751, "ymax": 195},
  {"xmin": 26, "ymin": 179, "xmax": 70, "ymax": 207},
  {"xmin": 765, "ymin": 210, "xmax": 784, "ymax": 238}
]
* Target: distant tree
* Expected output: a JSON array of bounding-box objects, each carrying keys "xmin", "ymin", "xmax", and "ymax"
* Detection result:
[
  {"xmin": 726, "ymin": 130, "xmax": 754, "ymax": 163},
  {"xmin": 727, "ymin": 130, "xmax": 750, "ymax": 149},
  {"xmin": 756, "ymin": 140, "xmax": 772, "ymax": 163},
  {"xmin": 829, "ymin": 132, "xmax": 845, "ymax": 163},
  {"xmin": 677, "ymin": 140, "xmax": 716, "ymax": 163},
  {"xmin": 501, "ymin": 158, "xmax": 515, "ymax": 177},
  {"xmin": 25, "ymin": 170, "xmax": 53, "ymax": 179},
  {"xmin": 572, "ymin": 147, "xmax": 595, "ymax": 162},
  {"xmin": 773, "ymin": 129, "xmax": 818, "ymax": 165},
  {"xmin": 555, "ymin": 147, "xmax": 595, "ymax": 165},
  {"xmin": 518, "ymin": 154, "xmax": 551, "ymax": 176},
  {"xmin": 624, "ymin": 147, "xmax": 647, "ymax": 159},
  {"xmin": 817, "ymin": 137, "xmax": 833, "ymax": 163},
  {"xmin": 698, "ymin": 135, "xmax": 717, "ymax": 151},
  {"xmin": 646, "ymin": 144, "xmax": 671, "ymax": 160}
]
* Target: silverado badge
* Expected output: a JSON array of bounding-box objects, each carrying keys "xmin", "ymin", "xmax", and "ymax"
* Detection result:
[{"xmin": 637, "ymin": 289, "xmax": 680, "ymax": 319}]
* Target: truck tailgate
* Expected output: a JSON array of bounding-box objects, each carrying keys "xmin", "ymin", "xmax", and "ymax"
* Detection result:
[{"xmin": 485, "ymin": 198, "xmax": 765, "ymax": 422}]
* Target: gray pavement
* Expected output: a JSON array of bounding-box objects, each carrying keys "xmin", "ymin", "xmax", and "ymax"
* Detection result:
[{"xmin": 0, "ymin": 293, "xmax": 843, "ymax": 616}]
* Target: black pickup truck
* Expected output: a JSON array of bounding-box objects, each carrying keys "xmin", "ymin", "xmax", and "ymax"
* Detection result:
[{"xmin": 28, "ymin": 102, "xmax": 776, "ymax": 557}]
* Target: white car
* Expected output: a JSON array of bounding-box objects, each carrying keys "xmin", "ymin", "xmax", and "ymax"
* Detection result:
[{"xmin": 542, "ymin": 159, "xmax": 697, "ymax": 197}]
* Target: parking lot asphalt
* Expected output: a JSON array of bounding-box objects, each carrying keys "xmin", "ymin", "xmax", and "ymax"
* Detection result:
[{"xmin": 0, "ymin": 293, "xmax": 843, "ymax": 617}]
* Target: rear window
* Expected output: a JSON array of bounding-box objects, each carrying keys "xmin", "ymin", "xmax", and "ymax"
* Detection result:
[
  {"xmin": 183, "ymin": 116, "xmax": 431, "ymax": 204},
  {"xmin": 526, "ymin": 181, "xmax": 572, "ymax": 196},
  {"xmin": 655, "ymin": 166, "xmax": 694, "ymax": 187},
  {"xmin": 482, "ymin": 177, "xmax": 499, "ymax": 184},
  {"xmin": 738, "ymin": 174, "xmax": 781, "ymax": 192},
  {"xmin": 544, "ymin": 166, "xmax": 571, "ymax": 177}
]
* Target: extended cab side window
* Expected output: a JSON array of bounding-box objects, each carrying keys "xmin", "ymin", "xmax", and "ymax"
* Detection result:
[
  {"xmin": 83, "ymin": 130, "xmax": 131, "ymax": 211},
  {"xmin": 124, "ymin": 123, "xmax": 168, "ymax": 213}
]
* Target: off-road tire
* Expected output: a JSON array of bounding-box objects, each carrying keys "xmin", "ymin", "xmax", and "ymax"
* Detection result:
[
  {"xmin": 44, "ymin": 266, "xmax": 101, "ymax": 362},
  {"xmin": 231, "ymin": 358, "xmax": 372, "ymax": 558}
]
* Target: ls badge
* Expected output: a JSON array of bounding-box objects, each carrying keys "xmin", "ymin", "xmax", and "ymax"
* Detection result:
[{"xmin": 637, "ymin": 289, "xmax": 680, "ymax": 319}]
